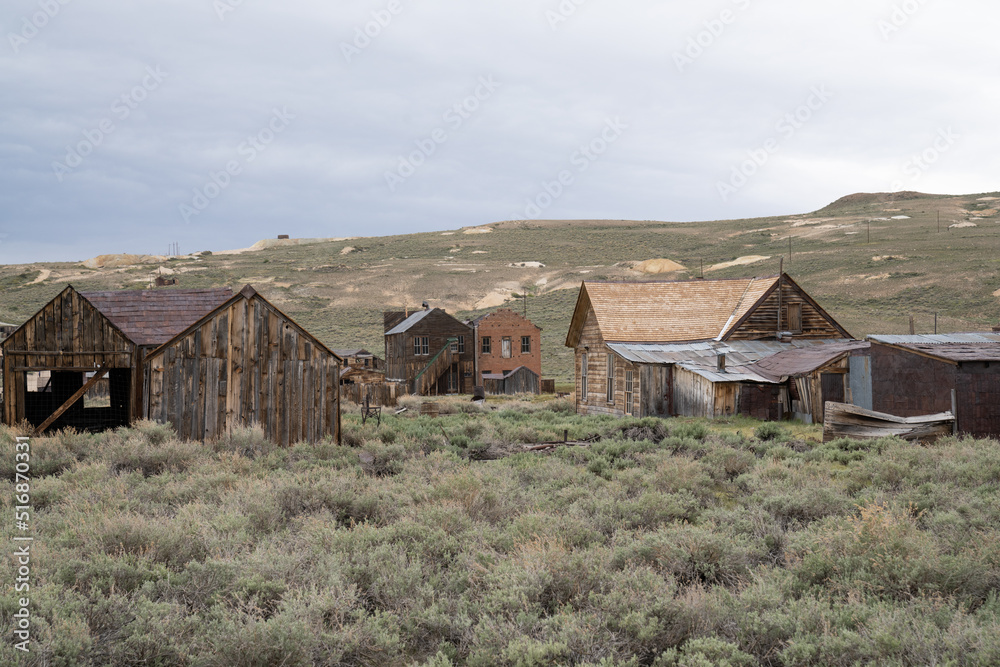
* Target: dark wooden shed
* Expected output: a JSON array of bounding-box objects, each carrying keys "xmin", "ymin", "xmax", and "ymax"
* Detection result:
[
  {"xmin": 383, "ymin": 307, "xmax": 474, "ymax": 395},
  {"xmin": 482, "ymin": 365, "xmax": 541, "ymax": 396},
  {"xmin": 143, "ymin": 285, "xmax": 341, "ymax": 446},
  {"xmin": 1, "ymin": 285, "xmax": 232, "ymax": 433},
  {"xmin": 866, "ymin": 334, "xmax": 1000, "ymax": 438}
]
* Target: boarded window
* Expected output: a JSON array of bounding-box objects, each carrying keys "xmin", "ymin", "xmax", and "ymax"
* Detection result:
[
  {"xmin": 786, "ymin": 303, "xmax": 802, "ymax": 332},
  {"xmin": 581, "ymin": 353, "xmax": 588, "ymax": 400},
  {"xmin": 481, "ymin": 336, "xmax": 491, "ymax": 354},
  {"xmin": 521, "ymin": 336, "xmax": 531, "ymax": 354},
  {"xmin": 606, "ymin": 354, "xmax": 615, "ymax": 403},
  {"xmin": 625, "ymin": 370, "xmax": 635, "ymax": 416},
  {"xmin": 502, "ymin": 337, "xmax": 512, "ymax": 358}
]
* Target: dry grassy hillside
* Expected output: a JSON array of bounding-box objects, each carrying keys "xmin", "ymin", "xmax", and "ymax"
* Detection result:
[{"xmin": 1, "ymin": 191, "xmax": 999, "ymax": 381}]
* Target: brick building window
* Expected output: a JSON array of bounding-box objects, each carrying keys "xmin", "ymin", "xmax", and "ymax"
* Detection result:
[
  {"xmin": 521, "ymin": 336, "xmax": 531, "ymax": 353},
  {"xmin": 501, "ymin": 337, "xmax": 512, "ymax": 358},
  {"xmin": 481, "ymin": 336, "xmax": 491, "ymax": 354}
]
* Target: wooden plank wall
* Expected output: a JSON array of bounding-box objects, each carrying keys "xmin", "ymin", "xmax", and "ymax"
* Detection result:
[
  {"xmin": 384, "ymin": 310, "xmax": 474, "ymax": 393},
  {"xmin": 2, "ymin": 287, "xmax": 135, "ymax": 425},
  {"xmin": 144, "ymin": 296, "xmax": 339, "ymax": 446},
  {"xmin": 731, "ymin": 283, "xmax": 844, "ymax": 340}
]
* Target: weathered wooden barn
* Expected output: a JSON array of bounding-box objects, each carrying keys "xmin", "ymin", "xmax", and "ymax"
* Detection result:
[
  {"xmin": 469, "ymin": 309, "xmax": 542, "ymax": 389},
  {"xmin": 1, "ymin": 285, "xmax": 232, "ymax": 433},
  {"xmin": 482, "ymin": 365, "xmax": 541, "ymax": 396},
  {"xmin": 332, "ymin": 348, "xmax": 383, "ymax": 372},
  {"xmin": 143, "ymin": 285, "xmax": 341, "ymax": 446},
  {"xmin": 862, "ymin": 334, "xmax": 1000, "ymax": 437},
  {"xmin": 383, "ymin": 306, "xmax": 474, "ymax": 395},
  {"xmin": 564, "ymin": 274, "xmax": 853, "ymax": 418}
]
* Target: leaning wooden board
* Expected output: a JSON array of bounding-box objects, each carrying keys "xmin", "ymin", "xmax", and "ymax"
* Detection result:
[{"xmin": 823, "ymin": 401, "xmax": 954, "ymax": 443}]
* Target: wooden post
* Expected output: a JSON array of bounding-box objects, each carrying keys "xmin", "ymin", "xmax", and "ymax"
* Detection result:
[
  {"xmin": 909, "ymin": 316, "xmax": 915, "ymax": 335},
  {"xmin": 951, "ymin": 389, "xmax": 958, "ymax": 435},
  {"xmin": 935, "ymin": 313, "xmax": 938, "ymax": 335}
]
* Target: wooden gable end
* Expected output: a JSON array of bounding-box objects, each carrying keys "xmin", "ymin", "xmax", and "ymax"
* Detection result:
[
  {"xmin": 565, "ymin": 284, "xmax": 593, "ymax": 348},
  {"xmin": 725, "ymin": 276, "xmax": 851, "ymax": 341},
  {"xmin": 144, "ymin": 290, "xmax": 339, "ymax": 446},
  {"xmin": 2, "ymin": 286, "xmax": 138, "ymax": 426},
  {"xmin": 1, "ymin": 286, "xmax": 135, "ymax": 369}
]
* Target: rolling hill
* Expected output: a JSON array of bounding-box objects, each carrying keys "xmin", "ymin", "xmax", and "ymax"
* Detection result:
[{"xmin": 2, "ymin": 190, "xmax": 998, "ymax": 382}]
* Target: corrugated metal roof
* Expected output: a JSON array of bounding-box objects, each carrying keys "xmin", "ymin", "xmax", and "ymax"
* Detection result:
[
  {"xmin": 583, "ymin": 276, "xmax": 780, "ymax": 343},
  {"xmin": 869, "ymin": 333, "xmax": 1000, "ymax": 344},
  {"xmin": 384, "ymin": 309, "xmax": 434, "ymax": 335},
  {"xmin": 607, "ymin": 339, "xmax": 854, "ymax": 384},
  {"xmin": 80, "ymin": 288, "xmax": 234, "ymax": 346},
  {"xmin": 750, "ymin": 341, "xmax": 870, "ymax": 382},
  {"xmin": 868, "ymin": 334, "xmax": 1000, "ymax": 362}
]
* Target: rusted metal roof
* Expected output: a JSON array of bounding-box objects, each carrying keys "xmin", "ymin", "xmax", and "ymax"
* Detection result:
[
  {"xmin": 751, "ymin": 341, "xmax": 870, "ymax": 382},
  {"xmin": 607, "ymin": 339, "xmax": 853, "ymax": 384},
  {"xmin": 869, "ymin": 334, "xmax": 1000, "ymax": 362},
  {"xmin": 581, "ymin": 276, "xmax": 779, "ymax": 343},
  {"xmin": 80, "ymin": 288, "xmax": 233, "ymax": 346}
]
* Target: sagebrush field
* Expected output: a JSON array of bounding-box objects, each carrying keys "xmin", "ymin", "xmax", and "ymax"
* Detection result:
[{"xmin": 2, "ymin": 398, "xmax": 999, "ymax": 666}]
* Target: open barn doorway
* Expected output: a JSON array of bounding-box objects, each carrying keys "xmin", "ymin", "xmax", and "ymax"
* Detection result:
[{"xmin": 23, "ymin": 369, "xmax": 131, "ymax": 433}]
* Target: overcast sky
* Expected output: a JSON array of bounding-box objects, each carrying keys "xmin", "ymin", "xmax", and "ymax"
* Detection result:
[{"xmin": 2, "ymin": 0, "xmax": 997, "ymax": 263}]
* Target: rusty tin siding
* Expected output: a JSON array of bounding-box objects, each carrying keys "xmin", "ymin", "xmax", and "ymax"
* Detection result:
[
  {"xmin": 870, "ymin": 342, "xmax": 1000, "ymax": 437},
  {"xmin": 144, "ymin": 293, "xmax": 340, "ymax": 446}
]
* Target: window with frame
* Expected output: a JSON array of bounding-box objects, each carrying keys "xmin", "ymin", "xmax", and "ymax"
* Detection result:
[
  {"xmin": 521, "ymin": 336, "xmax": 531, "ymax": 354},
  {"xmin": 501, "ymin": 337, "xmax": 512, "ymax": 358},
  {"xmin": 481, "ymin": 336, "xmax": 491, "ymax": 354},
  {"xmin": 625, "ymin": 370, "xmax": 635, "ymax": 416},
  {"xmin": 414, "ymin": 336, "xmax": 429, "ymax": 355},
  {"xmin": 580, "ymin": 353, "xmax": 588, "ymax": 400},
  {"xmin": 457, "ymin": 335, "xmax": 465, "ymax": 353},
  {"xmin": 606, "ymin": 354, "xmax": 615, "ymax": 403}
]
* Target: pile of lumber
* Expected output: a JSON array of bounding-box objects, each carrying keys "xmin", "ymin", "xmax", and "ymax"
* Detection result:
[{"xmin": 823, "ymin": 401, "xmax": 955, "ymax": 443}]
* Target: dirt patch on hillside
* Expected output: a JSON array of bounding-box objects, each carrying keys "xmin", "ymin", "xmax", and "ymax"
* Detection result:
[
  {"xmin": 83, "ymin": 254, "xmax": 166, "ymax": 269},
  {"xmin": 706, "ymin": 256, "xmax": 770, "ymax": 272},
  {"xmin": 634, "ymin": 258, "xmax": 686, "ymax": 274}
]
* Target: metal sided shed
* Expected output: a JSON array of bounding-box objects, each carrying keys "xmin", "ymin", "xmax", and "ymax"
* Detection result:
[
  {"xmin": 1, "ymin": 285, "xmax": 232, "ymax": 434},
  {"xmin": 143, "ymin": 285, "xmax": 342, "ymax": 446},
  {"xmin": 867, "ymin": 334, "xmax": 1000, "ymax": 438}
]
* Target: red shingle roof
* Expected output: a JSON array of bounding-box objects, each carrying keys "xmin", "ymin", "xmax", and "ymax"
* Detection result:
[{"xmin": 80, "ymin": 288, "xmax": 233, "ymax": 346}]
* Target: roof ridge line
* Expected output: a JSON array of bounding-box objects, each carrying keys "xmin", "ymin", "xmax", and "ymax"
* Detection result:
[{"xmin": 715, "ymin": 278, "xmax": 757, "ymax": 341}]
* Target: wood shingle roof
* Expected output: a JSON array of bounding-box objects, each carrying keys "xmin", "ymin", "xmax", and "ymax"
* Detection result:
[
  {"xmin": 568, "ymin": 276, "xmax": 780, "ymax": 345},
  {"xmin": 80, "ymin": 288, "xmax": 233, "ymax": 346}
]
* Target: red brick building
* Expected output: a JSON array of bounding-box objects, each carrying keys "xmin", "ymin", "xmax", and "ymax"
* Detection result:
[{"xmin": 470, "ymin": 309, "xmax": 541, "ymax": 386}]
